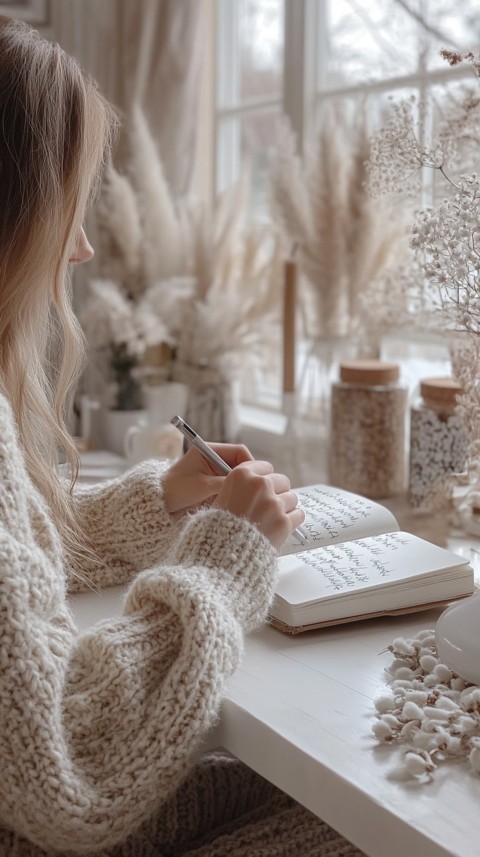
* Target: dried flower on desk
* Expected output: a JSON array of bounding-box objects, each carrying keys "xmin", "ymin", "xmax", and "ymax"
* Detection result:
[
  {"xmin": 367, "ymin": 58, "xmax": 480, "ymax": 518},
  {"xmin": 271, "ymin": 109, "xmax": 347, "ymax": 338},
  {"xmin": 367, "ymin": 79, "xmax": 480, "ymax": 198},
  {"xmin": 268, "ymin": 120, "xmax": 311, "ymax": 254},
  {"xmin": 373, "ymin": 629, "xmax": 480, "ymax": 781},
  {"xmin": 186, "ymin": 188, "xmax": 282, "ymax": 371}
]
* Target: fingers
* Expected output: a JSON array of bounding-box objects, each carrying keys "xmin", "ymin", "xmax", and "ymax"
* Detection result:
[
  {"xmin": 163, "ymin": 443, "xmax": 259, "ymax": 514},
  {"xmin": 265, "ymin": 471, "xmax": 291, "ymax": 497},
  {"xmin": 213, "ymin": 460, "xmax": 303, "ymax": 549},
  {"xmin": 288, "ymin": 504, "xmax": 306, "ymax": 529},
  {"xmin": 165, "ymin": 440, "xmax": 303, "ymax": 549},
  {"xmin": 208, "ymin": 443, "xmax": 254, "ymax": 468}
]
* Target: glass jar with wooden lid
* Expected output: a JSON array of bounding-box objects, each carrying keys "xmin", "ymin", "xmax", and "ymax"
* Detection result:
[
  {"xmin": 409, "ymin": 376, "xmax": 469, "ymax": 509},
  {"xmin": 329, "ymin": 359, "xmax": 407, "ymax": 498}
]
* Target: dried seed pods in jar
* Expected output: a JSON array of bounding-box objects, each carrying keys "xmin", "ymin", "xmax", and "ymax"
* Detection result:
[
  {"xmin": 409, "ymin": 377, "xmax": 469, "ymax": 510},
  {"xmin": 329, "ymin": 360, "xmax": 407, "ymax": 499}
]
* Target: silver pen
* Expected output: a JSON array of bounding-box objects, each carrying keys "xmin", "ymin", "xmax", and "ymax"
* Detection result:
[{"xmin": 171, "ymin": 415, "xmax": 307, "ymax": 545}]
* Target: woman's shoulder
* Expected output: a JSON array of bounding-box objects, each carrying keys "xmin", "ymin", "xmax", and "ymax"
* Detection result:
[
  {"xmin": 0, "ymin": 390, "xmax": 21, "ymax": 455},
  {"xmin": 0, "ymin": 389, "xmax": 17, "ymax": 424},
  {"xmin": 0, "ymin": 391, "xmax": 31, "ymax": 501}
]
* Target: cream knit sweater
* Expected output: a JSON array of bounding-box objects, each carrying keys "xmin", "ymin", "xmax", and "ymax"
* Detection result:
[
  {"xmin": 0, "ymin": 393, "xmax": 366, "ymax": 857},
  {"xmin": 0, "ymin": 392, "xmax": 280, "ymax": 854}
]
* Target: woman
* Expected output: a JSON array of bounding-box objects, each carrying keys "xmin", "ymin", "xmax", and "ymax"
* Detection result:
[{"xmin": 0, "ymin": 15, "xmax": 364, "ymax": 857}]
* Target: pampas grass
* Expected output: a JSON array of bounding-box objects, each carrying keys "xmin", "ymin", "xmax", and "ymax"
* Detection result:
[
  {"xmin": 268, "ymin": 118, "xmax": 310, "ymax": 250},
  {"xmin": 183, "ymin": 174, "xmax": 282, "ymax": 370},
  {"xmin": 270, "ymin": 103, "xmax": 408, "ymax": 342},
  {"xmin": 139, "ymin": 192, "xmax": 283, "ymax": 371},
  {"xmin": 96, "ymin": 105, "xmax": 190, "ymax": 298},
  {"xmin": 93, "ymin": 105, "xmax": 282, "ymax": 379},
  {"xmin": 128, "ymin": 104, "xmax": 187, "ymax": 285},
  {"xmin": 96, "ymin": 163, "xmax": 143, "ymax": 291},
  {"xmin": 304, "ymin": 105, "xmax": 349, "ymax": 337}
]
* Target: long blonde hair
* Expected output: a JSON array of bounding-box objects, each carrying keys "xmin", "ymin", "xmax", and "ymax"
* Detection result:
[{"xmin": 0, "ymin": 16, "xmax": 117, "ymax": 567}]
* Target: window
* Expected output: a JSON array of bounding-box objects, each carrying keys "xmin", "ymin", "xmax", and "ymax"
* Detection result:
[
  {"xmin": 216, "ymin": 0, "xmax": 480, "ymax": 211},
  {"xmin": 215, "ymin": 1, "xmax": 480, "ymax": 420},
  {"xmin": 216, "ymin": 0, "xmax": 285, "ymax": 217}
]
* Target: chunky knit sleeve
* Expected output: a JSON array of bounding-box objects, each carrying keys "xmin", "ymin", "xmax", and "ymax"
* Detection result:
[
  {"xmin": 68, "ymin": 461, "xmax": 180, "ymax": 591},
  {"xmin": 0, "ymin": 396, "xmax": 278, "ymax": 854}
]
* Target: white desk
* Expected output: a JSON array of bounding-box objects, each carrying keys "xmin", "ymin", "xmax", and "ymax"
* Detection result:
[
  {"xmin": 70, "ymin": 585, "xmax": 480, "ymax": 857},
  {"xmin": 213, "ymin": 612, "xmax": 480, "ymax": 857},
  {"xmin": 73, "ymin": 454, "xmax": 480, "ymax": 856}
]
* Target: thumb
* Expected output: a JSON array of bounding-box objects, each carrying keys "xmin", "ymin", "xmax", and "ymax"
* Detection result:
[{"xmin": 179, "ymin": 472, "xmax": 227, "ymax": 509}]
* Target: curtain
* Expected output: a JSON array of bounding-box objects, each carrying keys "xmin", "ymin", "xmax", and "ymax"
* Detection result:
[
  {"xmin": 44, "ymin": 0, "xmax": 208, "ymax": 439},
  {"xmin": 50, "ymin": 0, "xmax": 205, "ymax": 196}
]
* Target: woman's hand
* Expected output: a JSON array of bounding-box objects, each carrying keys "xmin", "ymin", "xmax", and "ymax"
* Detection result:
[
  {"xmin": 163, "ymin": 443, "xmax": 254, "ymax": 517},
  {"xmin": 164, "ymin": 444, "xmax": 304, "ymax": 549},
  {"xmin": 214, "ymin": 460, "xmax": 304, "ymax": 549}
]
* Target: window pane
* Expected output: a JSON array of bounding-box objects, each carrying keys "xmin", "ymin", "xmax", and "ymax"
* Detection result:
[
  {"xmin": 325, "ymin": 0, "xmax": 420, "ymax": 88},
  {"xmin": 324, "ymin": 0, "xmax": 480, "ymax": 91},
  {"xmin": 428, "ymin": 79, "xmax": 480, "ymax": 205},
  {"xmin": 425, "ymin": 0, "xmax": 480, "ymax": 71},
  {"xmin": 316, "ymin": 86, "xmax": 420, "ymax": 141},
  {"xmin": 239, "ymin": 0, "xmax": 284, "ymax": 101},
  {"xmin": 216, "ymin": 116, "xmax": 241, "ymax": 194}
]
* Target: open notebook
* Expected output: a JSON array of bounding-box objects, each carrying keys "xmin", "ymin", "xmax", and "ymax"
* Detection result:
[{"xmin": 270, "ymin": 484, "xmax": 474, "ymax": 634}]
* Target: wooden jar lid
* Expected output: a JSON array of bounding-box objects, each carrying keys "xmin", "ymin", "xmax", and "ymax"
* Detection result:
[
  {"xmin": 420, "ymin": 376, "xmax": 463, "ymax": 406},
  {"xmin": 339, "ymin": 359, "xmax": 400, "ymax": 385}
]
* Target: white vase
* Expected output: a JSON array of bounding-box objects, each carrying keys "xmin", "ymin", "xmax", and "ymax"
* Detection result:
[
  {"xmin": 172, "ymin": 363, "xmax": 240, "ymax": 442},
  {"xmin": 144, "ymin": 382, "xmax": 189, "ymax": 425},
  {"xmin": 103, "ymin": 408, "xmax": 147, "ymax": 456}
]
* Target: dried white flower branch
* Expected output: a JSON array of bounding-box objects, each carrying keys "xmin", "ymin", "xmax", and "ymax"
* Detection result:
[
  {"xmin": 449, "ymin": 336, "xmax": 480, "ymax": 517},
  {"xmin": 366, "ymin": 52, "xmax": 480, "ymax": 339},
  {"xmin": 366, "ymin": 98, "xmax": 447, "ymax": 198},
  {"xmin": 410, "ymin": 174, "xmax": 480, "ymax": 334},
  {"xmin": 440, "ymin": 49, "xmax": 480, "ymax": 77},
  {"xmin": 451, "ymin": 337, "xmax": 480, "ymax": 464},
  {"xmin": 358, "ymin": 259, "xmax": 428, "ymax": 338}
]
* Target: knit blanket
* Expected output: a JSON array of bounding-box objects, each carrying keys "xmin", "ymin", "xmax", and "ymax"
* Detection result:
[{"xmin": 373, "ymin": 629, "xmax": 480, "ymax": 780}]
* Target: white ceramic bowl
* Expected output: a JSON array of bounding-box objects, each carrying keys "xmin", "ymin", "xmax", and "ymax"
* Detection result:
[{"xmin": 435, "ymin": 594, "xmax": 480, "ymax": 685}]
